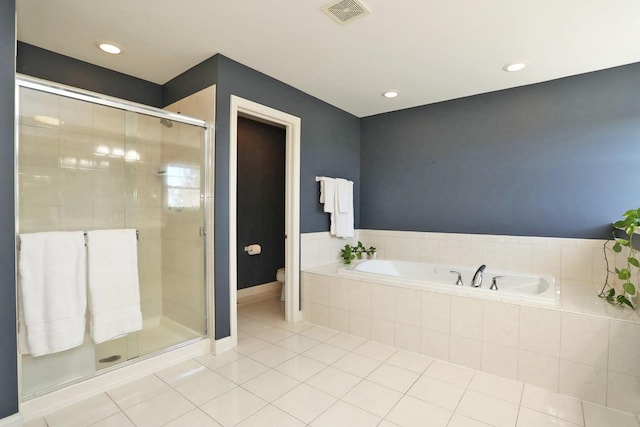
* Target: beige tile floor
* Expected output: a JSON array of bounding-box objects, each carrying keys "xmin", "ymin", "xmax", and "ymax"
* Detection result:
[{"xmin": 26, "ymin": 297, "xmax": 640, "ymax": 427}]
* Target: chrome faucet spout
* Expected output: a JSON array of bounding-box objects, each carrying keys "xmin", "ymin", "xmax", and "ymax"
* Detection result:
[{"xmin": 471, "ymin": 264, "xmax": 486, "ymax": 287}]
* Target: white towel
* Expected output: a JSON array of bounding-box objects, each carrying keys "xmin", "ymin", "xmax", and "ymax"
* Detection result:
[
  {"xmin": 18, "ymin": 231, "xmax": 87, "ymax": 356},
  {"xmin": 335, "ymin": 178, "xmax": 354, "ymax": 238},
  {"xmin": 320, "ymin": 177, "xmax": 336, "ymax": 213},
  {"xmin": 336, "ymin": 178, "xmax": 352, "ymax": 214},
  {"xmin": 87, "ymin": 229, "xmax": 142, "ymax": 344}
]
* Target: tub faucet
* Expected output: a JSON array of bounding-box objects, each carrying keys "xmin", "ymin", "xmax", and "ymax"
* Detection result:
[
  {"xmin": 490, "ymin": 275, "xmax": 504, "ymax": 291},
  {"xmin": 471, "ymin": 264, "xmax": 486, "ymax": 287},
  {"xmin": 449, "ymin": 270, "xmax": 464, "ymax": 286}
]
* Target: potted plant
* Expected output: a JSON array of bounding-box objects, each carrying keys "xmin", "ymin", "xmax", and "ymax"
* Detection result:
[
  {"xmin": 340, "ymin": 244, "xmax": 356, "ymax": 264},
  {"xmin": 599, "ymin": 208, "xmax": 640, "ymax": 309},
  {"xmin": 354, "ymin": 241, "xmax": 366, "ymax": 260},
  {"xmin": 366, "ymin": 245, "xmax": 377, "ymax": 259}
]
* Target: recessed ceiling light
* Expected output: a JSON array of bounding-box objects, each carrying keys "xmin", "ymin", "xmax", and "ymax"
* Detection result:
[
  {"xmin": 503, "ymin": 62, "xmax": 527, "ymax": 72},
  {"xmin": 97, "ymin": 42, "xmax": 123, "ymax": 55},
  {"xmin": 382, "ymin": 90, "xmax": 399, "ymax": 98}
]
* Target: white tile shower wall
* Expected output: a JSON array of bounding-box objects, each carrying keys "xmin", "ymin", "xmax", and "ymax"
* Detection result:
[
  {"xmin": 301, "ymin": 271, "xmax": 640, "ymax": 414},
  {"xmin": 18, "ymin": 88, "xmax": 163, "ymax": 321}
]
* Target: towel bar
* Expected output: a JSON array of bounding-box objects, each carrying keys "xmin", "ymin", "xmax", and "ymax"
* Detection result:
[
  {"xmin": 17, "ymin": 229, "xmax": 140, "ymax": 251},
  {"xmin": 83, "ymin": 230, "xmax": 139, "ymax": 241}
]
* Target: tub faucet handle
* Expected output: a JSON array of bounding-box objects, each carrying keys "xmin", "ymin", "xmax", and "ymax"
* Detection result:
[
  {"xmin": 449, "ymin": 270, "xmax": 464, "ymax": 286},
  {"xmin": 490, "ymin": 275, "xmax": 504, "ymax": 291}
]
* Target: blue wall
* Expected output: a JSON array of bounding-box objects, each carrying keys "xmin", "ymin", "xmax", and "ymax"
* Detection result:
[
  {"xmin": 237, "ymin": 117, "xmax": 286, "ymax": 290},
  {"xmin": 0, "ymin": 0, "xmax": 18, "ymax": 419},
  {"xmin": 213, "ymin": 56, "xmax": 360, "ymax": 338},
  {"xmin": 162, "ymin": 55, "xmax": 218, "ymax": 107},
  {"xmin": 164, "ymin": 55, "xmax": 362, "ymax": 338},
  {"xmin": 17, "ymin": 42, "xmax": 163, "ymax": 107},
  {"xmin": 360, "ymin": 62, "xmax": 640, "ymax": 239}
]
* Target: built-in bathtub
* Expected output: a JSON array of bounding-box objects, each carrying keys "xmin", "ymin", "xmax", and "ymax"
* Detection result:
[
  {"xmin": 301, "ymin": 255, "xmax": 640, "ymax": 414},
  {"xmin": 339, "ymin": 259, "xmax": 559, "ymax": 306}
]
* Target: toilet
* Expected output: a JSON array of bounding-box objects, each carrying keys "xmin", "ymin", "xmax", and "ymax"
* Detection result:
[{"xmin": 276, "ymin": 267, "xmax": 285, "ymax": 302}]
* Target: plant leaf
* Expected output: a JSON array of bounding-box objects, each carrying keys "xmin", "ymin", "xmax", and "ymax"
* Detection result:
[
  {"xmin": 617, "ymin": 294, "xmax": 635, "ymax": 309},
  {"xmin": 613, "ymin": 242, "xmax": 622, "ymax": 253},
  {"xmin": 614, "ymin": 220, "xmax": 628, "ymax": 228},
  {"xmin": 623, "ymin": 282, "xmax": 636, "ymax": 295},
  {"xmin": 629, "ymin": 257, "xmax": 640, "ymax": 268},
  {"xmin": 618, "ymin": 269, "xmax": 631, "ymax": 280},
  {"xmin": 603, "ymin": 288, "xmax": 615, "ymax": 302},
  {"xmin": 616, "ymin": 238, "xmax": 630, "ymax": 246}
]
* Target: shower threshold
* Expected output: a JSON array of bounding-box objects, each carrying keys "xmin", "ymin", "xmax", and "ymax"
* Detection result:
[{"xmin": 22, "ymin": 316, "xmax": 203, "ymax": 400}]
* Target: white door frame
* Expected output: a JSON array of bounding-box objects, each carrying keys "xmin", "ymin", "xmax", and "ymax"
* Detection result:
[{"xmin": 229, "ymin": 95, "xmax": 301, "ymax": 347}]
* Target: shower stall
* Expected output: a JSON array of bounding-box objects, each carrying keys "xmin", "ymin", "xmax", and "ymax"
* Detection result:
[{"xmin": 15, "ymin": 76, "xmax": 210, "ymax": 399}]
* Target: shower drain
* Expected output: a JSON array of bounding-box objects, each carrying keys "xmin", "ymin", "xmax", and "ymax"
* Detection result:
[{"xmin": 99, "ymin": 355, "xmax": 122, "ymax": 363}]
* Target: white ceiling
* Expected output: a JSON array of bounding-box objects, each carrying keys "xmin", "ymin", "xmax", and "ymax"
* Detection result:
[{"xmin": 16, "ymin": 0, "xmax": 640, "ymax": 118}]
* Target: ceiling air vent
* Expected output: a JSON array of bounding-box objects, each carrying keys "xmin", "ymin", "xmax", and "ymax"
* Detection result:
[{"xmin": 321, "ymin": 0, "xmax": 371, "ymax": 25}]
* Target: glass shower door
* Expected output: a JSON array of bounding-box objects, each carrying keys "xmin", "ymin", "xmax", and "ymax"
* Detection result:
[{"xmin": 17, "ymin": 83, "xmax": 207, "ymax": 398}]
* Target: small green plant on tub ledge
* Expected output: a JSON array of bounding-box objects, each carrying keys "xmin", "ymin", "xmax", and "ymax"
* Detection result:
[
  {"xmin": 340, "ymin": 242, "xmax": 376, "ymax": 264},
  {"xmin": 354, "ymin": 241, "xmax": 366, "ymax": 259},
  {"xmin": 599, "ymin": 208, "xmax": 640, "ymax": 309},
  {"xmin": 366, "ymin": 245, "xmax": 377, "ymax": 259},
  {"xmin": 340, "ymin": 244, "xmax": 356, "ymax": 264}
]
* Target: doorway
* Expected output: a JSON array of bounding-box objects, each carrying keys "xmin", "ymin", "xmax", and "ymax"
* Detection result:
[
  {"xmin": 228, "ymin": 96, "xmax": 301, "ymax": 349},
  {"xmin": 236, "ymin": 117, "xmax": 285, "ymax": 302}
]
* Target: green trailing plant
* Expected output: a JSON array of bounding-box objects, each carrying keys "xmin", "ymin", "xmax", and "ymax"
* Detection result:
[
  {"xmin": 340, "ymin": 241, "xmax": 376, "ymax": 264},
  {"xmin": 354, "ymin": 241, "xmax": 366, "ymax": 259},
  {"xmin": 599, "ymin": 209, "xmax": 640, "ymax": 309},
  {"xmin": 340, "ymin": 244, "xmax": 356, "ymax": 264}
]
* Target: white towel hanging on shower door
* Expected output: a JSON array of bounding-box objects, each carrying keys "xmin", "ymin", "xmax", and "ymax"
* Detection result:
[
  {"xmin": 18, "ymin": 231, "xmax": 87, "ymax": 356},
  {"xmin": 86, "ymin": 229, "xmax": 143, "ymax": 344}
]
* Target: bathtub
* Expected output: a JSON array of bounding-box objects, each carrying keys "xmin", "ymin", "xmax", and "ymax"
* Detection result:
[{"xmin": 338, "ymin": 259, "xmax": 559, "ymax": 306}]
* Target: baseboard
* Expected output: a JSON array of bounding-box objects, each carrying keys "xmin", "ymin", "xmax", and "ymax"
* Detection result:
[
  {"xmin": 0, "ymin": 413, "xmax": 22, "ymax": 427},
  {"xmin": 237, "ymin": 281, "xmax": 281, "ymax": 304},
  {"xmin": 20, "ymin": 338, "xmax": 210, "ymax": 422}
]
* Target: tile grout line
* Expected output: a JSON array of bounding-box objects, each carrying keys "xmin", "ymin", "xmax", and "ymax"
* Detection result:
[{"xmin": 378, "ymin": 359, "xmax": 432, "ymax": 425}]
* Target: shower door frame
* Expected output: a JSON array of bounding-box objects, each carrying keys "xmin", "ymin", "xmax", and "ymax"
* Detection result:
[{"xmin": 14, "ymin": 74, "xmax": 213, "ymax": 401}]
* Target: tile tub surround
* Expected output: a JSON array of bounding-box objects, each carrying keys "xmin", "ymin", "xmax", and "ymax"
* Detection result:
[
  {"xmin": 301, "ymin": 231, "xmax": 361, "ymax": 269},
  {"xmin": 301, "ymin": 265, "xmax": 640, "ymax": 414},
  {"xmin": 302, "ymin": 229, "xmax": 638, "ymax": 319}
]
